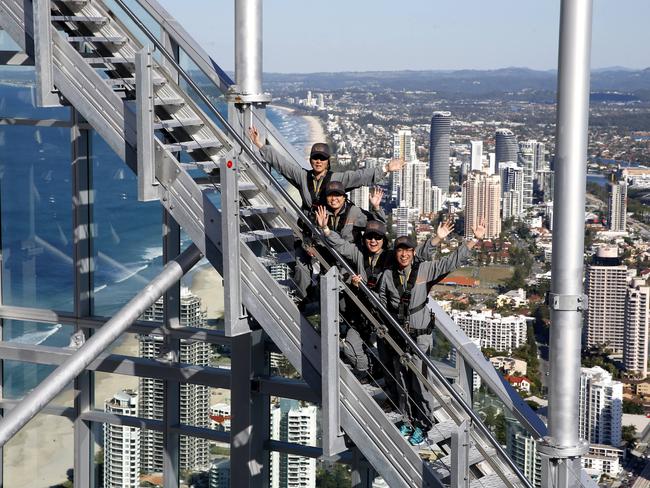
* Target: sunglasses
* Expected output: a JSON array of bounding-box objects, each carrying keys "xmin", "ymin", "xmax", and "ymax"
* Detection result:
[
  {"xmin": 365, "ymin": 233, "xmax": 384, "ymax": 241},
  {"xmin": 311, "ymin": 154, "xmax": 329, "ymax": 162}
]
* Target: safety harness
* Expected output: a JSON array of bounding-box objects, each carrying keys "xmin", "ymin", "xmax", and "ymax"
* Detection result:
[{"xmin": 391, "ymin": 260, "xmax": 421, "ymax": 328}]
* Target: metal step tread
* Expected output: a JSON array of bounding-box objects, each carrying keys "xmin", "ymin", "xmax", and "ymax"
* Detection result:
[
  {"xmin": 426, "ymin": 419, "xmax": 459, "ymax": 445},
  {"xmin": 240, "ymin": 228, "xmax": 294, "ymax": 243},
  {"xmin": 470, "ymin": 473, "xmax": 509, "ymax": 488},
  {"xmin": 163, "ymin": 139, "xmax": 221, "ymax": 152},
  {"xmin": 257, "ymin": 252, "xmax": 295, "ymax": 267},
  {"xmin": 431, "ymin": 445, "xmax": 489, "ymax": 478},
  {"xmin": 154, "ymin": 96, "xmax": 185, "ymax": 106},
  {"xmin": 105, "ymin": 76, "xmax": 165, "ymax": 87},
  {"xmin": 67, "ymin": 35, "xmax": 127, "ymax": 44},
  {"xmin": 240, "ymin": 205, "xmax": 278, "ymax": 217},
  {"xmin": 51, "ymin": 15, "xmax": 108, "ymax": 24},
  {"xmin": 85, "ymin": 56, "xmax": 135, "ymax": 65},
  {"xmin": 154, "ymin": 117, "xmax": 203, "ymax": 130}
]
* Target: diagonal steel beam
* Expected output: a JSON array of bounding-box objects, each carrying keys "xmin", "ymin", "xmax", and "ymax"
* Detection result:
[{"xmin": 0, "ymin": 244, "xmax": 202, "ymax": 446}]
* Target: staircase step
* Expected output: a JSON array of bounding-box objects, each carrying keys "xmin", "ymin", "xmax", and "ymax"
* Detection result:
[
  {"xmin": 426, "ymin": 419, "xmax": 459, "ymax": 445},
  {"xmin": 154, "ymin": 96, "xmax": 185, "ymax": 107},
  {"xmin": 67, "ymin": 35, "xmax": 128, "ymax": 45},
  {"xmin": 86, "ymin": 56, "xmax": 135, "ymax": 66},
  {"xmin": 104, "ymin": 76, "xmax": 166, "ymax": 87},
  {"xmin": 51, "ymin": 15, "xmax": 108, "ymax": 24},
  {"xmin": 240, "ymin": 228, "xmax": 294, "ymax": 243},
  {"xmin": 163, "ymin": 139, "xmax": 222, "ymax": 152},
  {"xmin": 470, "ymin": 473, "xmax": 509, "ymax": 488},
  {"xmin": 154, "ymin": 117, "xmax": 203, "ymax": 130},
  {"xmin": 196, "ymin": 181, "xmax": 258, "ymax": 193},
  {"xmin": 55, "ymin": 0, "xmax": 89, "ymax": 5},
  {"xmin": 178, "ymin": 161, "xmax": 218, "ymax": 172},
  {"xmin": 240, "ymin": 205, "xmax": 278, "ymax": 217},
  {"xmin": 432, "ymin": 445, "xmax": 489, "ymax": 479},
  {"xmin": 257, "ymin": 252, "xmax": 295, "ymax": 266}
]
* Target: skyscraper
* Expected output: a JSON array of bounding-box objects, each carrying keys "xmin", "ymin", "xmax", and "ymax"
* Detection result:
[
  {"xmin": 608, "ymin": 180, "xmax": 628, "ymax": 232},
  {"xmin": 470, "ymin": 140, "xmax": 483, "ymax": 172},
  {"xmin": 422, "ymin": 179, "xmax": 432, "ymax": 215},
  {"xmin": 393, "ymin": 128, "xmax": 416, "ymax": 162},
  {"xmin": 623, "ymin": 278, "xmax": 649, "ymax": 378},
  {"xmin": 104, "ymin": 390, "xmax": 140, "ymax": 488},
  {"xmin": 394, "ymin": 204, "xmax": 410, "ymax": 237},
  {"xmin": 402, "ymin": 161, "xmax": 428, "ymax": 212},
  {"xmin": 495, "ymin": 129, "xmax": 518, "ymax": 170},
  {"xmin": 518, "ymin": 141, "xmax": 537, "ymax": 209},
  {"xmin": 348, "ymin": 186, "xmax": 369, "ymax": 211},
  {"xmin": 506, "ymin": 419, "xmax": 541, "ymax": 488},
  {"xmin": 579, "ymin": 366, "xmax": 623, "ymax": 446},
  {"xmin": 139, "ymin": 288, "xmax": 211, "ymax": 473},
  {"xmin": 431, "ymin": 186, "xmax": 444, "ymax": 213},
  {"xmin": 584, "ymin": 246, "xmax": 628, "ymax": 353},
  {"xmin": 499, "ymin": 162, "xmax": 524, "ymax": 220},
  {"xmin": 209, "ymin": 459, "xmax": 231, "ymax": 488},
  {"xmin": 270, "ymin": 400, "xmax": 318, "ymax": 488},
  {"xmin": 429, "ymin": 111, "xmax": 451, "ymax": 192},
  {"xmin": 462, "ymin": 172, "xmax": 501, "ymax": 239}
]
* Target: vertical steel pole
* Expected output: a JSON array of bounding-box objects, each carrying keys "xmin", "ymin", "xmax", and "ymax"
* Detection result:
[
  {"xmin": 235, "ymin": 0, "xmax": 263, "ymax": 97},
  {"xmin": 72, "ymin": 109, "xmax": 93, "ymax": 488},
  {"xmin": 540, "ymin": 0, "xmax": 593, "ymax": 486}
]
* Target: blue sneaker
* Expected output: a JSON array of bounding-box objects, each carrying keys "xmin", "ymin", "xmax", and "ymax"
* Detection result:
[
  {"xmin": 408, "ymin": 427, "xmax": 425, "ymax": 446},
  {"xmin": 399, "ymin": 423, "xmax": 413, "ymax": 437}
]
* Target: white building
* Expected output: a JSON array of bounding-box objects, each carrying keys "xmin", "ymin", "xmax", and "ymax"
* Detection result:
[
  {"xmin": 506, "ymin": 420, "xmax": 541, "ymax": 488},
  {"xmin": 623, "ymin": 278, "xmax": 649, "ymax": 378},
  {"xmin": 270, "ymin": 400, "xmax": 318, "ymax": 488},
  {"xmin": 579, "ymin": 366, "xmax": 623, "ymax": 447},
  {"xmin": 393, "ymin": 204, "xmax": 411, "ymax": 237},
  {"xmin": 470, "ymin": 140, "xmax": 483, "ymax": 172},
  {"xmin": 210, "ymin": 402, "xmax": 231, "ymax": 432},
  {"xmin": 431, "ymin": 186, "xmax": 444, "ymax": 213},
  {"xmin": 450, "ymin": 310, "xmax": 527, "ymax": 352},
  {"xmin": 139, "ymin": 288, "xmax": 211, "ymax": 473},
  {"xmin": 518, "ymin": 140, "xmax": 542, "ymax": 209},
  {"xmin": 209, "ymin": 458, "xmax": 231, "ymax": 488},
  {"xmin": 581, "ymin": 445, "xmax": 623, "ymax": 479},
  {"xmin": 104, "ymin": 390, "xmax": 140, "ymax": 488},
  {"xmin": 608, "ymin": 181, "xmax": 628, "ymax": 232},
  {"xmin": 499, "ymin": 161, "xmax": 524, "ymax": 219},
  {"xmin": 585, "ymin": 246, "xmax": 628, "ymax": 353},
  {"xmin": 348, "ymin": 185, "xmax": 369, "ymax": 211}
]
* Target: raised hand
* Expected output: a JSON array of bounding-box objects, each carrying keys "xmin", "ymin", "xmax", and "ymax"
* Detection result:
[
  {"xmin": 386, "ymin": 158, "xmax": 406, "ymax": 172},
  {"xmin": 351, "ymin": 275, "xmax": 363, "ymax": 288},
  {"xmin": 472, "ymin": 218, "xmax": 487, "ymax": 240},
  {"xmin": 436, "ymin": 219, "xmax": 454, "ymax": 240},
  {"xmin": 369, "ymin": 187, "xmax": 384, "ymax": 209},
  {"xmin": 248, "ymin": 126, "xmax": 263, "ymax": 149},
  {"xmin": 315, "ymin": 205, "xmax": 329, "ymax": 229}
]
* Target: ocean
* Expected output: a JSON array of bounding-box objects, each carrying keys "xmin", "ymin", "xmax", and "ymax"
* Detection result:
[{"xmin": 0, "ymin": 80, "xmax": 310, "ymax": 398}]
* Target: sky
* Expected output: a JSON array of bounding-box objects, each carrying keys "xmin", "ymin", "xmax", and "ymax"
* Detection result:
[{"xmin": 157, "ymin": 0, "xmax": 650, "ymax": 73}]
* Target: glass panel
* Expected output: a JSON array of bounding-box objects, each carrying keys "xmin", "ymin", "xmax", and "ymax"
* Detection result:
[
  {"xmin": 102, "ymin": 0, "xmax": 162, "ymax": 48},
  {"xmin": 0, "ymin": 66, "xmax": 70, "ymax": 120},
  {"xmin": 181, "ymin": 253, "xmax": 226, "ymax": 327},
  {"xmin": 91, "ymin": 132, "xmax": 163, "ymax": 316},
  {"xmin": 0, "ymin": 125, "xmax": 74, "ymax": 310},
  {"xmin": 3, "ymin": 414, "xmax": 74, "ymax": 487},
  {"xmin": 3, "ymin": 360, "xmax": 74, "ymax": 406},
  {"xmin": 178, "ymin": 50, "xmax": 229, "ymax": 123}
]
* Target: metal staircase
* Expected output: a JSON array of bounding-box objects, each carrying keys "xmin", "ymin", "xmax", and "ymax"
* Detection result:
[{"xmin": 0, "ymin": 1, "xmax": 598, "ymax": 487}]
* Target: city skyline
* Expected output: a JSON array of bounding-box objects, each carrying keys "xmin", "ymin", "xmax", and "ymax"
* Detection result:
[{"xmin": 158, "ymin": 0, "xmax": 650, "ymax": 73}]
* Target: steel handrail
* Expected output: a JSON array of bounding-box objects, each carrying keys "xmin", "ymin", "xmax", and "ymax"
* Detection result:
[{"xmin": 110, "ymin": 2, "xmax": 535, "ymax": 486}]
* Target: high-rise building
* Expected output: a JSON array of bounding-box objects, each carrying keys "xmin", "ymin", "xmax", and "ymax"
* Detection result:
[
  {"xmin": 584, "ymin": 246, "xmax": 628, "ymax": 353},
  {"xmin": 401, "ymin": 161, "xmax": 428, "ymax": 212},
  {"xmin": 488, "ymin": 152, "xmax": 496, "ymax": 175},
  {"xmin": 579, "ymin": 366, "xmax": 623, "ymax": 447},
  {"xmin": 104, "ymin": 390, "xmax": 140, "ymax": 488},
  {"xmin": 518, "ymin": 141, "xmax": 538, "ymax": 209},
  {"xmin": 429, "ymin": 111, "xmax": 451, "ymax": 192},
  {"xmin": 431, "ymin": 186, "xmax": 444, "ymax": 213},
  {"xmin": 623, "ymin": 278, "xmax": 649, "ymax": 378},
  {"xmin": 462, "ymin": 172, "xmax": 501, "ymax": 239},
  {"xmin": 495, "ymin": 129, "xmax": 518, "ymax": 170},
  {"xmin": 139, "ymin": 288, "xmax": 211, "ymax": 473},
  {"xmin": 270, "ymin": 400, "xmax": 318, "ymax": 488},
  {"xmin": 393, "ymin": 128, "xmax": 416, "ymax": 162},
  {"xmin": 499, "ymin": 162, "xmax": 524, "ymax": 220},
  {"xmin": 608, "ymin": 180, "xmax": 628, "ymax": 232},
  {"xmin": 450, "ymin": 310, "xmax": 527, "ymax": 352},
  {"xmin": 422, "ymin": 179, "xmax": 432, "ymax": 215},
  {"xmin": 506, "ymin": 419, "xmax": 541, "ymax": 488},
  {"xmin": 394, "ymin": 204, "xmax": 410, "ymax": 237},
  {"xmin": 209, "ymin": 459, "xmax": 230, "ymax": 488},
  {"xmin": 470, "ymin": 140, "xmax": 483, "ymax": 172},
  {"xmin": 535, "ymin": 169, "xmax": 555, "ymax": 203},
  {"xmin": 348, "ymin": 186, "xmax": 369, "ymax": 211},
  {"xmin": 317, "ymin": 93, "xmax": 325, "ymax": 110}
]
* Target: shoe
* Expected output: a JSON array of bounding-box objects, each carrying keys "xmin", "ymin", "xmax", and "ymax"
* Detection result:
[
  {"xmin": 408, "ymin": 427, "xmax": 425, "ymax": 446},
  {"xmin": 399, "ymin": 423, "xmax": 413, "ymax": 437}
]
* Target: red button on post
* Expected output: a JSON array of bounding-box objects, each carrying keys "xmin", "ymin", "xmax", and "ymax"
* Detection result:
[{"xmin": 226, "ymin": 160, "xmax": 233, "ymax": 169}]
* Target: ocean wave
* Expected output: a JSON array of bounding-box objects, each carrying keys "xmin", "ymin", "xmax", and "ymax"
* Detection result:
[
  {"xmin": 10, "ymin": 324, "xmax": 63, "ymax": 345},
  {"xmin": 142, "ymin": 246, "xmax": 163, "ymax": 262}
]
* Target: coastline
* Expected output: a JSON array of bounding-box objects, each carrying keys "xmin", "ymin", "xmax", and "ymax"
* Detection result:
[{"xmin": 270, "ymin": 103, "xmax": 327, "ymax": 152}]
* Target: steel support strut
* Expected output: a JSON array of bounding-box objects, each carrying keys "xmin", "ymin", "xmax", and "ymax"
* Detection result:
[
  {"xmin": 0, "ymin": 245, "xmax": 202, "ymax": 447},
  {"xmin": 539, "ymin": 0, "xmax": 593, "ymax": 486}
]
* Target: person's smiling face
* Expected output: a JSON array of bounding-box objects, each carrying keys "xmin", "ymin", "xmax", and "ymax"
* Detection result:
[
  {"xmin": 395, "ymin": 246, "xmax": 414, "ymax": 268},
  {"xmin": 326, "ymin": 193, "xmax": 345, "ymax": 212},
  {"xmin": 310, "ymin": 154, "xmax": 329, "ymax": 175},
  {"xmin": 364, "ymin": 233, "xmax": 384, "ymax": 254}
]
